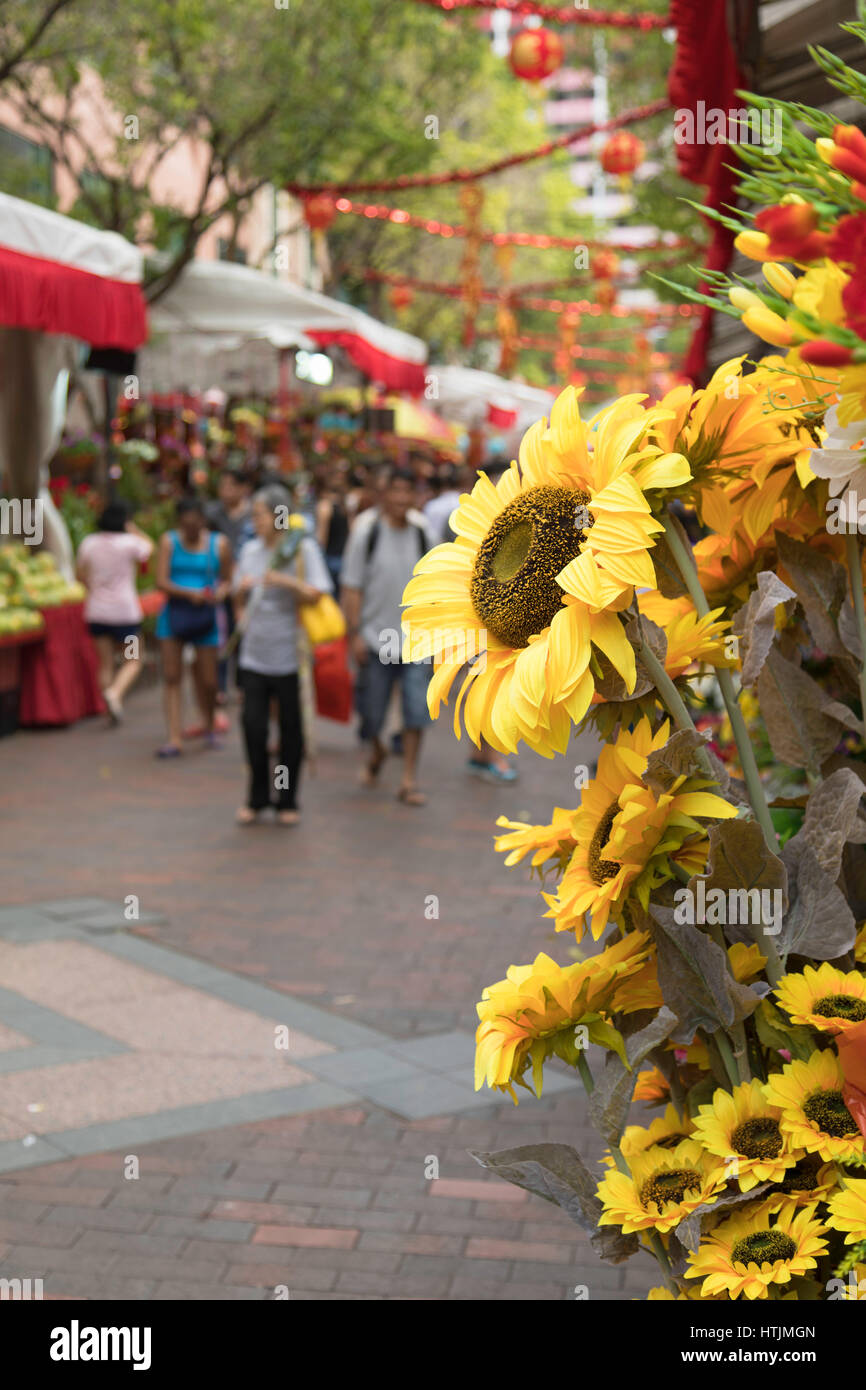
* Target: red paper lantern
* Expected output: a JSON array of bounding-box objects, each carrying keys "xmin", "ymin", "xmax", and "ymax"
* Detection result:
[
  {"xmin": 508, "ymin": 28, "xmax": 564, "ymax": 82},
  {"xmin": 388, "ymin": 284, "xmax": 414, "ymax": 312},
  {"xmin": 595, "ymin": 281, "xmax": 617, "ymax": 312},
  {"xmin": 600, "ymin": 131, "xmax": 645, "ymax": 179},
  {"xmin": 592, "ymin": 249, "xmax": 621, "ymax": 282},
  {"xmin": 303, "ymin": 194, "xmax": 338, "ymax": 232}
]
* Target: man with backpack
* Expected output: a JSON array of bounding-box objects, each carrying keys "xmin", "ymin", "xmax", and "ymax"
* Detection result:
[{"xmin": 341, "ymin": 466, "xmax": 434, "ymax": 806}]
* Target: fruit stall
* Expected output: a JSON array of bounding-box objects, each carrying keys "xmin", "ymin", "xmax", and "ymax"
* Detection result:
[{"xmin": 0, "ymin": 545, "xmax": 101, "ymax": 736}]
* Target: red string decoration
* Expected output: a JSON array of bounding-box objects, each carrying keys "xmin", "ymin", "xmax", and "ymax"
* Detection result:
[
  {"xmin": 332, "ymin": 197, "xmax": 703, "ymax": 255},
  {"xmin": 413, "ymin": 0, "xmax": 669, "ymax": 29},
  {"xmin": 360, "ymin": 268, "xmax": 700, "ymax": 319},
  {"xmin": 285, "ymin": 97, "xmax": 671, "ymax": 195}
]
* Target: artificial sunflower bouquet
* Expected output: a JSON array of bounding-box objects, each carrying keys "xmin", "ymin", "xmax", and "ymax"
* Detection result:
[{"xmin": 401, "ymin": 20, "xmax": 866, "ymax": 1302}]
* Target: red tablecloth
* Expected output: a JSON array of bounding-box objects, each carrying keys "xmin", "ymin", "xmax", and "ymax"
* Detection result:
[{"xmin": 19, "ymin": 602, "xmax": 105, "ymax": 726}]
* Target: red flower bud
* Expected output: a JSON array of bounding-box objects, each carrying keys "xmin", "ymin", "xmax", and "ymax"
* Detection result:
[
  {"xmin": 755, "ymin": 203, "xmax": 828, "ymax": 261},
  {"xmin": 829, "ymin": 146, "xmax": 866, "ymax": 185},
  {"xmin": 834, "ymin": 124, "xmax": 866, "ymax": 164},
  {"xmin": 799, "ymin": 339, "xmax": 854, "ymax": 367}
]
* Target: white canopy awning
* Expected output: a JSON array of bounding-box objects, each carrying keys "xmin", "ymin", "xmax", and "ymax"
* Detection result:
[{"xmin": 147, "ymin": 259, "xmax": 427, "ymax": 392}]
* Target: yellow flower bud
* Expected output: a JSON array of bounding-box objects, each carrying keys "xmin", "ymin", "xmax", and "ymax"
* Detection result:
[
  {"xmin": 762, "ymin": 262, "xmax": 796, "ymax": 299},
  {"xmin": 815, "ymin": 137, "xmax": 836, "ymax": 166},
  {"xmin": 734, "ymin": 230, "xmax": 771, "ymax": 262},
  {"xmin": 729, "ymin": 286, "xmax": 763, "ymax": 312},
  {"xmin": 741, "ymin": 305, "xmax": 795, "ymax": 347}
]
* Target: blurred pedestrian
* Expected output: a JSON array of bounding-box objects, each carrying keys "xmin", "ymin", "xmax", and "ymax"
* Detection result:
[
  {"xmin": 341, "ymin": 466, "xmax": 433, "ymax": 806},
  {"xmin": 233, "ymin": 484, "xmax": 332, "ymax": 825},
  {"xmin": 205, "ymin": 466, "xmax": 254, "ymax": 713},
  {"xmin": 76, "ymin": 501, "xmax": 153, "ymax": 725},
  {"xmin": 423, "ymin": 464, "xmax": 462, "ymax": 544},
  {"xmin": 154, "ymin": 496, "xmax": 232, "ymax": 757},
  {"xmin": 315, "ymin": 465, "xmax": 350, "ymax": 593}
]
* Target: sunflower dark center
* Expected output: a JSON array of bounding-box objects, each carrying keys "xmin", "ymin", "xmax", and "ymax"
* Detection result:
[
  {"xmin": 730, "ymin": 1117, "xmax": 783, "ymax": 1160},
  {"xmin": 731, "ymin": 1231, "xmax": 797, "ymax": 1267},
  {"xmin": 775, "ymin": 1155, "xmax": 822, "ymax": 1195},
  {"xmin": 587, "ymin": 801, "xmax": 621, "ymax": 886},
  {"xmin": 654, "ymin": 1132, "xmax": 688, "ymax": 1150},
  {"xmin": 469, "ymin": 485, "xmax": 591, "ymax": 648},
  {"xmin": 813, "ymin": 993, "xmax": 866, "ymax": 1023},
  {"xmin": 803, "ymin": 1087, "xmax": 857, "ymax": 1138},
  {"xmin": 639, "ymin": 1167, "xmax": 701, "ymax": 1210}
]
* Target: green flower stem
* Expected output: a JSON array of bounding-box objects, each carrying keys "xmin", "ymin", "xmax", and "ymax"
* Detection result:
[
  {"xmin": 576, "ymin": 1050, "xmax": 595, "ymax": 1095},
  {"xmin": 648, "ymin": 1231, "xmax": 678, "ymax": 1294},
  {"xmin": 704, "ymin": 920, "xmax": 751, "ymax": 1083},
  {"xmin": 661, "ymin": 512, "xmax": 780, "ymax": 857},
  {"xmin": 712, "ymin": 1029, "xmax": 741, "ymax": 1091},
  {"xmin": 659, "ymin": 512, "xmax": 786, "ymax": 988},
  {"xmin": 636, "ymin": 637, "xmax": 715, "ymax": 780},
  {"xmin": 845, "ymin": 532, "xmax": 866, "ymax": 726}
]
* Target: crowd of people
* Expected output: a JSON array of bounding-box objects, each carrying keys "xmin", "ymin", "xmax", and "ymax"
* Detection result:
[{"xmin": 74, "ymin": 458, "xmax": 519, "ymax": 824}]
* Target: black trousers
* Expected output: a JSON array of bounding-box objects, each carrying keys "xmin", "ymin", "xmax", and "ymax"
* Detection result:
[{"xmin": 240, "ymin": 668, "xmax": 303, "ymax": 811}]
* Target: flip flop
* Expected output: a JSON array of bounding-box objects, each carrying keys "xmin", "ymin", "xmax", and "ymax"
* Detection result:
[
  {"xmin": 397, "ymin": 786, "xmax": 427, "ymax": 807},
  {"xmin": 277, "ymin": 809, "xmax": 301, "ymax": 826},
  {"xmin": 235, "ymin": 807, "xmax": 259, "ymax": 825},
  {"xmin": 155, "ymin": 744, "xmax": 182, "ymax": 759},
  {"xmin": 359, "ymin": 747, "xmax": 387, "ymax": 787}
]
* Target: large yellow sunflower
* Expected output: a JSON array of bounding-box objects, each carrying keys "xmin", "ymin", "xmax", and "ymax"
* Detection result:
[
  {"xmin": 684, "ymin": 1201, "xmax": 828, "ymax": 1300},
  {"xmin": 761, "ymin": 1155, "xmax": 839, "ymax": 1215},
  {"xmin": 537, "ymin": 717, "xmax": 736, "ymax": 940},
  {"xmin": 763, "ymin": 1049, "xmax": 865, "ymax": 1163},
  {"xmin": 474, "ymin": 932, "xmax": 651, "ymax": 1100},
  {"xmin": 691, "ymin": 1080, "xmax": 797, "ymax": 1192},
  {"xmin": 596, "ymin": 1137, "xmax": 726, "ymax": 1236},
  {"xmin": 601, "ymin": 1103, "xmax": 694, "ymax": 1168},
  {"xmin": 401, "ymin": 388, "xmax": 690, "ymax": 757},
  {"xmin": 826, "ymin": 1177, "xmax": 866, "ymax": 1245},
  {"xmin": 775, "ymin": 962, "xmax": 866, "ymax": 1034}
]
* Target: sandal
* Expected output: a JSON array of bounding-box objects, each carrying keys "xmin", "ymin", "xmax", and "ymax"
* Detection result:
[
  {"xmin": 155, "ymin": 743, "xmax": 182, "ymax": 759},
  {"xmin": 236, "ymin": 807, "xmax": 259, "ymax": 825},
  {"xmin": 397, "ymin": 785, "xmax": 427, "ymax": 807},
  {"xmin": 277, "ymin": 809, "xmax": 301, "ymax": 826},
  {"xmin": 359, "ymin": 746, "xmax": 387, "ymax": 787}
]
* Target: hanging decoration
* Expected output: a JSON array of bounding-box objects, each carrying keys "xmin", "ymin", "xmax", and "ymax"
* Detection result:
[
  {"xmin": 331, "ymin": 196, "xmax": 701, "ymax": 253},
  {"xmin": 592, "ymin": 247, "xmax": 620, "ymax": 312},
  {"xmin": 358, "ymin": 267, "xmax": 700, "ymax": 320},
  {"xmin": 457, "ymin": 185, "xmax": 485, "ymax": 347},
  {"xmin": 284, "ymin": 97, "xmax": 670, "ymax": 195},
  {"xmin": 508, "ymin": 27, "xmax": 564, "ymax": 82},
  {"xmin": 554, "ymin": 304, "xmax": 580, "ymax": 378},
  {"xmin": 388, "ymin": 283, "xmax": 414, "ymax": 313},
  {"xmin": 493, "ymin": 244, "xmax": 518, "ymax": 374},
  {"xmin": 302, "ymin": 194, "xmax": 338, "ymax": 280},
  {"xmin": 413, "ymin": 0, "xmax": 668, "ymax": 29},
  {"xmin": 600, "ymin": 130, "xmax": 645, "ymax": 188}
]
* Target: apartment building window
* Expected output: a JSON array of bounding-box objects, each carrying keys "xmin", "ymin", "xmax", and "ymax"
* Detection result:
[{"xmin": 0, "ymin": 126, "xmax": 54, "ymax": 203}]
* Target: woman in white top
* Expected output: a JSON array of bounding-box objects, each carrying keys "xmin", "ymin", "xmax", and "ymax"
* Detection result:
[{"xmin": 76, "ymin": 502, "xmax": 153, "ymax": 724}]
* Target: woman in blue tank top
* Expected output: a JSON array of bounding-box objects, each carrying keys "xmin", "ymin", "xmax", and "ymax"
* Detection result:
[{"xmin": 154, "ymin": 496, "xmax": 232, "ymax": 757}]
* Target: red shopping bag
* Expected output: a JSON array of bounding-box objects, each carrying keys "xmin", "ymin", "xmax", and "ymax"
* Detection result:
[{"xmin": 313, "ymin": 635, "xmax": 353, "ymax": 722}]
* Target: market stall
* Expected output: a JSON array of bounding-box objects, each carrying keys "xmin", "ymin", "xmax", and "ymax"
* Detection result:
[
  {"xmin": 143, "ymin": 259, "xmax": 428, "ymax": 395},
  {"xmin": 0, "ymin": 192, "xmax": 148, "ymax": 732}
]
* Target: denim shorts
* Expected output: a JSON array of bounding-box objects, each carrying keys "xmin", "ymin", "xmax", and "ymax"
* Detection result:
[
  {"xmin": 357, "ymin": 648, "xmax": 432, "ymax": 740},
  {"xmin": 88, "ymin": 621, "xmax": 142, "ymax": 643}
]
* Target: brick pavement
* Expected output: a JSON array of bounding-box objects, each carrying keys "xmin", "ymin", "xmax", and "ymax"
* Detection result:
[{"xmin": 0, "ymin": 683, "xmax": 658, "ymax": 1300}]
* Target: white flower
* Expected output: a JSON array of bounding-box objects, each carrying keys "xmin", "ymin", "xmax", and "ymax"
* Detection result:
[{"xmin": 809, "ymin": 407, "xmax": 866, "ymax": 526}]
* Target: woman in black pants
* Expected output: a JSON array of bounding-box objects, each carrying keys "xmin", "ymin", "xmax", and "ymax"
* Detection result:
[{"xmin": 233, "ymin": 485, "xmax": 332, "ymax": 825}]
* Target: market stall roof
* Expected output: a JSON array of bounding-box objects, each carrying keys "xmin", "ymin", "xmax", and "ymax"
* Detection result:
[
  {"xmin": 427, "ymin": 364, "xmax": 555, "ymax": 432},
  {"xmin": 0, "ymin": 192, "xmax": 147, "ymax": 350},
  {"xmin": 148, "ymin": 259, "xmax": 428, "ymax": 393}
]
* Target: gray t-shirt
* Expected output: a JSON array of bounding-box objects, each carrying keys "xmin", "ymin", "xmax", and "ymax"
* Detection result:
[
  {"xmin": 341, "ymin": 510, "xmax": 432, "ymax": 655},
  {"xmin": 235, "ymin": 535, "xmax": 332, "ymax": 676}
]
